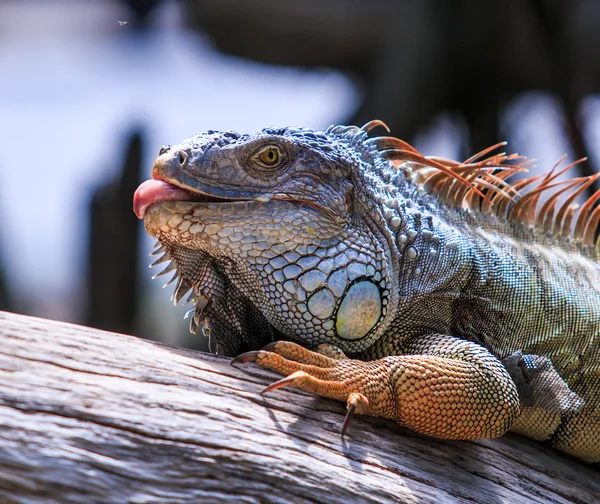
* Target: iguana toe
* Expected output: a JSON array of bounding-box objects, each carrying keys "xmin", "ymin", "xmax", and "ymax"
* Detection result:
[{"xmin": 233, "ymin": 341, "xmax": 394, "ymax": 435}]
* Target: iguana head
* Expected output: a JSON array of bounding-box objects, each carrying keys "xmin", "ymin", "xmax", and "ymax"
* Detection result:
[{"xmin": 134, "ymin": 124, "xmax": 399, "ymax": 355}]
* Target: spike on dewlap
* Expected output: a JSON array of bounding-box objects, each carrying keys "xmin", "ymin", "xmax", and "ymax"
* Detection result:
[
  {"xmin": 145, "ymin": 241, "xmax": 213, "ymax": 335},
  {"xmin": 149, "ymin": 253, "xmax": 170, "ymax": 268},
  {"xmin": 150, "ymin": 242, "xmax": 165, "ymax": 256},
  {"xmin": 364, "ymin": 122, "xmax": 598, "ymax": 253}
]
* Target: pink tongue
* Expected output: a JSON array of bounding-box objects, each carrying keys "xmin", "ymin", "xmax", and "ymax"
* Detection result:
[{"xmin": 133, "ymin": 180, "xmax": 195, "ymax": 218}]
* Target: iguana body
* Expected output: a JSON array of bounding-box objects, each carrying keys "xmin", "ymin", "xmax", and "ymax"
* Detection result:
[{"xmin": 133, "ymin": 122, "xmax": 600, "ymax": 463}]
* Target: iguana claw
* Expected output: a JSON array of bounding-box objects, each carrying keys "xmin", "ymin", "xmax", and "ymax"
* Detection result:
[
  {"xmin": 260, "ymin": 370, "xmax": 307, "ymax": 395},
  {"xmin": 260, "ymin": 341, "xmax": 279, "ymax": 352},
  {"xmin": 343, "ymin": 393, "xmax": 370, "ymax": 437},
  {"xmin": 230, "ymin": 351, "xmax": 259, "ymax": 365}
]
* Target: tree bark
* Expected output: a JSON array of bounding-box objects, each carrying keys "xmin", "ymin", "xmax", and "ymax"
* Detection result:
[{"xmin": 0, "ymin": 311, "xmax": 596, "ymax": 504}]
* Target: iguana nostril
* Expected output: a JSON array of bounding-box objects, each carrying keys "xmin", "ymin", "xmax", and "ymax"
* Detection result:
[{"xmin": 177, "ymin": 150, "xmax": 188, "ymax": 167}]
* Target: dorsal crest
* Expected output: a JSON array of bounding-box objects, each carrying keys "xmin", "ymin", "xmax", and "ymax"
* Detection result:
[{"xmin": 360, "ymin": 120, "xmax": 600, "ymax": 255}]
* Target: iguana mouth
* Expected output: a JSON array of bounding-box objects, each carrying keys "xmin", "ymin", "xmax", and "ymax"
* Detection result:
[
  {"xmin": 133, "ymin": 179, "xmax": 252, "ymax": 219},
  {"xmin": 133, "ymin": 177, "xmax": 337, "ymax": 222}
]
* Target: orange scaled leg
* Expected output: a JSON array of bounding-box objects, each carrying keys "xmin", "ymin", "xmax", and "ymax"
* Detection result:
[{"xmin": 232, "ymin": 337, "xmax": 522, "ymax": 440}]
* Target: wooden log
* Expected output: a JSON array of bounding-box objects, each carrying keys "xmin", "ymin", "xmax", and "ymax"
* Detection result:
[{"xmin": 0, "ymin": 311, "xmax": 597, "ymax": 504}]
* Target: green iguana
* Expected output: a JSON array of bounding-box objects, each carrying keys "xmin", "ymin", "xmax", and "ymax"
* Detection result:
[{"xmin": 133, "ymin": 121, "xmax": 600, "ymax": 463}]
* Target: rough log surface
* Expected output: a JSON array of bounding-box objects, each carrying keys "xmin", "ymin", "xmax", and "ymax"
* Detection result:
[{"xmin": 0, "ymin": 311, "xmax": 597, "ymax": 504}]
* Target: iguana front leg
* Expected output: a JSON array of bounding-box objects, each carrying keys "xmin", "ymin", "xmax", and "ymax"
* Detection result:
[{"xmin": 233, "ymin": 335, "xmax": 521, "ymax": 440}]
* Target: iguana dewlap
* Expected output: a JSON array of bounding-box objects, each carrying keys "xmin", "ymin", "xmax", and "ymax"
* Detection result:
[{"xmin": 133, "ymin": 121, "xmax": 600, "ymax": 463}]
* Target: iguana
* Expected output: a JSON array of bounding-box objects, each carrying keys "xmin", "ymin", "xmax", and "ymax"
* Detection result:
[{"xmin": 133, "ymin": 121, "xmax": 600, "ymax": 463}]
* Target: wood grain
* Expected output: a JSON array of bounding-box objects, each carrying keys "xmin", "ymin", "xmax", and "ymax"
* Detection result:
[{"xmin": 0, "ymin": 311, "xmax": 597, "ymax": 504}]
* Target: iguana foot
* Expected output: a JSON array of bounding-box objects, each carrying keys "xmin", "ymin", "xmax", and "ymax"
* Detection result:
[
  {"xmin": 232, "ymin": 337, "xmax": 522, "ymax": 440},
  {"xmin": 232, "ymin": 341, "xmax": 390, "ymax": 434}
]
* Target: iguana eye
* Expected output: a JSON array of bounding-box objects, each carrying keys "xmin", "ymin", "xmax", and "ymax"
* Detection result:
[{"xmin": 254, "ymin": 145, "xmax": 283, "ymax": 168}]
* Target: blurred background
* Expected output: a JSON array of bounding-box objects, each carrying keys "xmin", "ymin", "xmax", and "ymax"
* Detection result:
[{"xmin": 1, "ymin": 0, "xmax": 599, "ymax": 351}]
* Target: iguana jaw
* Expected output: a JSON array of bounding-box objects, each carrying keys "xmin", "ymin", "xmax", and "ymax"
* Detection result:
[
  {"xmin": 133, "ymin": 178, "xmax": 256, "ymax": 219},
  {"xmin": 135, "ymin": 152, "xmax": 347, "ymax": 254},
  {"xmin": 134, "ymin": 146, "xmax": 347, "ymax": 223},
  {"xmin": 133, "ymin": 178, "xmax": 340, "ymax": 224},
  {"xmin": 133, "ymin": 150, "xmax": 265, "ymax": 219}
]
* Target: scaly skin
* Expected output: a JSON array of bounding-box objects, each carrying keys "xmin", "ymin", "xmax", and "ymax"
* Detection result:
[{"xmin": 134, "ymin": 124, "xmax": 600, "ymax": 463}]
